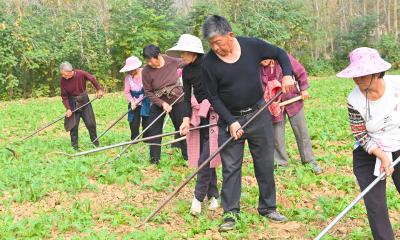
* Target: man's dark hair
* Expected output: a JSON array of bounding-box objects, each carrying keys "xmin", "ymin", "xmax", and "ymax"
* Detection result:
[
  {"xmin": 202, "ymin": 15, "xmax": 232, "ymax": 39},
  {"xmin": 143, "ymin": 44, "xmax": 161, "ymax": 59},
  {"xmin": 378, "ymin": 71, "xmax": 385, "ymax": 78}
]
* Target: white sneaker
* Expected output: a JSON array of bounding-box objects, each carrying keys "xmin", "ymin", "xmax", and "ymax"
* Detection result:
[
  {"xmin": 190, "ymin": 197, "xmax": 202, "ymax": 216},
  {"xmin": 208, "ymin": 197, "xmax": 219, "ymax": 211}
]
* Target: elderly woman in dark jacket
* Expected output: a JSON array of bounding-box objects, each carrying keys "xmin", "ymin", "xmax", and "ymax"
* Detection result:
[{"xmin": 166, "ymin": 34, "xmax": 221, "ymax": 216}]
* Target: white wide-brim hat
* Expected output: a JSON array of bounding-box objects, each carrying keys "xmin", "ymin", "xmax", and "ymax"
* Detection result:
[
  {"xmin": 120, "ymin": 56, "xmax": 142, "ymax": 73},
  {"xmin": 166, "ymin": 34, "xmax": 205, "ymax": 58}
]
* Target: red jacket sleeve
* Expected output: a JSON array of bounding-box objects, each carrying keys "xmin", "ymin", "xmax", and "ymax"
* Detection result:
[
  {"xmin": 82, "ymin": 70, "xmax": 102, "ymax": 91},
  {"xmin": 288, "ymin": 54, "xmax": 309, "ymax": 91}
]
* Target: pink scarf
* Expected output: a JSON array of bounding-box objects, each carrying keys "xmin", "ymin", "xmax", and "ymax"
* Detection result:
[
  {"xmin": 186, "ymin": 96, "xmax": 221, "ymax": 168},
  {"xmin": 264, "ymin": 79, "xmax": 283, "ymax": 117}
]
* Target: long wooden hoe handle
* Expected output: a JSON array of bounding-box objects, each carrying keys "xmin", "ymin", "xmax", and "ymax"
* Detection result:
[
  {"xmin": 314, "ymin": 156, "xmax": 400, "ymax": 240},
  {"xmin": 92, "ymin": 97, "xmax": 146, "ymax": 143},
  {"xmin": 104, "ymin": 93, "xmax": 185, "ymax": 166},
  {"xmin": 4, "ymin": 97, "xmax": 98, "ymax": 157},
  {"xmin": 139, "ymin": 91, "xmax": 283, "ymax": 226},
  {"xmin": 68, "ymin": 123, "xmax": 216, "ymax": 157},
  {"xmin": 20, "ymin": 97, "xmax": 98, "ymax": 142},
  {"xmin": 279, "ymin": 95, "xmax": 303, "ymax": 107}
]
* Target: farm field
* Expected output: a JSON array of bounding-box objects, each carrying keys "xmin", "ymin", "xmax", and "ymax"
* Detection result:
[{"xmin": 1, "ymin": 75, "xmax": 400, "ymax": 239}]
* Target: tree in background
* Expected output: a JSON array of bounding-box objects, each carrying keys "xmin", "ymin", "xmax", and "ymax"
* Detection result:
[
  {"xmin": 0, "ymin": 0, "xmax": 181, "ymax": 100},
  {"xmin": 184, "ymin": 0, "xmax": 220, "ymax": 38},
  {"xmin": 0, "ymin": 1, "xmax": 18, "ymax": 100},
  {"xmin": 108, "ymin": 0, "xmax": 179, "ymax": 86},
  {"xmin": 375, "ymin": 33, "xmax": 400, "ymax": 68},
  {"xmin": 333, "ymin": 15, "xmax": 378, "ymax": 71},
  {"xmin": 0, "ymin": 0, "xmax": 399, "ymax": 100}
]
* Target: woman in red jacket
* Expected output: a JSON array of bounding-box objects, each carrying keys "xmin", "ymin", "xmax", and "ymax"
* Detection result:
[{"xmin": 260, "ymin": 55, "xmax": 322, "ymax": 174}]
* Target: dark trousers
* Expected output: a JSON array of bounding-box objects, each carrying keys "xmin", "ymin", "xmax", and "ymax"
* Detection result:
[
  {"xmin": 194, "ymin": 118, "xmax": 219, "ymax": 202},
  {"xmin": 129, "ymin": 105, "xmax": 150, "ymax": 140},
  {"xmin": 219, "ymin": 109, "xmax": 276, "ymax": 215},
  {"xmin": 147, "ymin": 101, "xmax": 188, "ymax": 161},
  {"xmin": 70, "ymin": 103, "xmax": 98, "ymax": 148},
  {"xmin": 353, "ymin": 147, "xmax": 400, "ymax": 240}
]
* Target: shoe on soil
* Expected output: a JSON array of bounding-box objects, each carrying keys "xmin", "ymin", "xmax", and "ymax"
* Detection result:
[
  {"xmin": 219, "ymin": 217, "xmax": 236, "ymax": 232},
  {"xmin": 262, "ymin": 210, "xmax": 288, "ymax": 222},
  {"xmin": 190, "ymin": 197, "xmax": 202, "ymax": 216},
  {"xmin": 208, "ymin": 197, "xmax": 219, "ymax": 211},
  {"xmin": 150, "ymin": 158, "xmax": 160, "ymax": 165},
  {"xmin": 277, "ymin": 161, "xmax": 288, "ymax": 167},
  {"xmin": 310, "ymin": 161, "xmax": 323, "ymax": 175}
]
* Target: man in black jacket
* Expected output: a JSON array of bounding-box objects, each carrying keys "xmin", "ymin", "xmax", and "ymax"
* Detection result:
[{"xmin": 201, "ymin": 15, "xmax": 295, "ymax": 231}]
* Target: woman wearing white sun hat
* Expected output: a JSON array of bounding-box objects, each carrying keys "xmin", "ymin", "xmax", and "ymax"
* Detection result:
[
  {"xmin": 167, "ymin": 34, "xmax": 221, "ymax": 216},
  {"xmin": 337, "ymin": 47, "xmax": 400, "ymax": 240},
  {"xmin": 120, "ymin": 56, "xmax": 150, "ymax": 140}
]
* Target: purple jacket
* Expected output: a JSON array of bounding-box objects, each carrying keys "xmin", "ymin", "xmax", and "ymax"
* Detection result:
[{"xmin": 260, "ymin": 54, "xmax": 309, "ymax": 123}]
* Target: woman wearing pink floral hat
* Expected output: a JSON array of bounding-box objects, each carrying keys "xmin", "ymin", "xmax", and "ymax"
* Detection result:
[
  {"xmin": 337, "ymin": 47, "xmax": 400, "ymax": 240},
  {"xmin": 120, "ymin": 56, "xmax": 150, "ymax": 140}
]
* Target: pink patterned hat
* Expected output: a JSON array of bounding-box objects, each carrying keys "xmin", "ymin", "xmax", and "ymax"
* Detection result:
[
  {"xmin": 120, "ymin": 56, "xmax": 142, "ymax": 73},
  {"xmin": 337, "ymin": 47, "xmax": 391, "ymax": 78}
]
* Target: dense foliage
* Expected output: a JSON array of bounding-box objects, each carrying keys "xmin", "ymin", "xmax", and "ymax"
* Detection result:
[{"xmin": 0, "ymin": 0, "xmax": 399, "ymax": 100}]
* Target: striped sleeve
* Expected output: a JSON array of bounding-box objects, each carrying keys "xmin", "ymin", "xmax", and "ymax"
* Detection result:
[{"xmin": 347, "ymin": 103, "xmax": 378, "ymax": 153}]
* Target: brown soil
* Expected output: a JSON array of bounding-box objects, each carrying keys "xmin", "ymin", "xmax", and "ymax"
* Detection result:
[{"xmin": 3, "ymin": 162, "xmax": 400, "ymax": 239}]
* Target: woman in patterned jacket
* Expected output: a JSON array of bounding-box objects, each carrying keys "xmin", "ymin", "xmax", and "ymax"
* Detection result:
[{"xmin": 338, "ymin": 47, "xmax": 400, "ymax": 240}]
